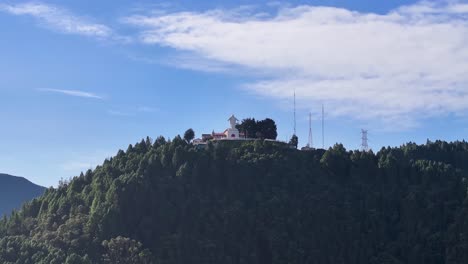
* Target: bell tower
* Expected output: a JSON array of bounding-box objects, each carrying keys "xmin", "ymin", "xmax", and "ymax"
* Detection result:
[{"xmin": 226, "ymin": 115, "xmax": 240, "ymax": 139}]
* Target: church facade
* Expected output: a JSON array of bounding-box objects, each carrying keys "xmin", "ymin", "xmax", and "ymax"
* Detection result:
[{"xmin": 199, "ymin": 115, "xmax": 245, "ymax": 142}]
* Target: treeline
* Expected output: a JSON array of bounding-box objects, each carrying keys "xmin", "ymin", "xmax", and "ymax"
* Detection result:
[
  {"xmin": 236, "ymin": 118, "xmax": 277, "ymax": 139},
  {"xmin": 1, "ymin": 137, "xmax": 468, "ymax": 263}
]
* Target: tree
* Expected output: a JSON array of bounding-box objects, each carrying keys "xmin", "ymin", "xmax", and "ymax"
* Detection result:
[
  {"xmin": 289, "ymin": 134, "xmax": 298, "ymax": 148},
  {"xmin": 236, "ymin": 118, "xmax": 257, "ymax": 138},
  {"xmin": 102, "ymin": 237, "xmax": 153, "ymax": 264},
  {"xmin": 184, "ymin": 128, "xmax": 195, "ymax": 143},
  {"xmin": 65, "ymin": 254, "xmax": 91, "ymax": 264},
  {"xmin": 236, "ymin": 118, "xmax": 278, "ymax": 139},
  {"xmin": 320, "ymin": 144, "xmax": 350, "ymax": 177},
  {"xmin": 153, "ymin": 136, "xmax": 166, "ymax": 148},
  {"xmin": 257, "ymin": 118, "xmax": 278, "ymax": 140}
]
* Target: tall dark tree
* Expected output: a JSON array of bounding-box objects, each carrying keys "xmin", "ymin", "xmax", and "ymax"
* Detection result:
[
  {"xmin": 236, "ymin": 118, "xmax": 257, "ymax": 138},
  {"xmin": 257, "ymin": 118, "xmax": 278, "ymax": 140},
  {"xmin": 289, "ymin": 134, "xmax": 298, "ymax": 148},
  {"xmin": 183, "ymin": 128, "xmax": 195, "ymax": 143}
]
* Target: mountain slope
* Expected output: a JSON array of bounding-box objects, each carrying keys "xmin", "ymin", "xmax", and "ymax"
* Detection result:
[
  {"xmin": 1, "ymin": 137, "xmax": 468, "ymax": 263},
  {"xmin": 0, "ymin": 174, "xmax": 45, "ymax": 216}
]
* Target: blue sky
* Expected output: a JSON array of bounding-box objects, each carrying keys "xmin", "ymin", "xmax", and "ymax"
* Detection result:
[{"xmin": 1, "ymin": 0, "xmax": 467, "ymax": 187}]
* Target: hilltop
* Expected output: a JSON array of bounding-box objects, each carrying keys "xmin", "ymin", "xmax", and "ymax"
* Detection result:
[
  {"xmin": 0, "ymin": 174, "xmax": 45, "ymax": 217},
  {"xmin": 1, "ymin": 137, "xmax": 468, "ymax": 263}
]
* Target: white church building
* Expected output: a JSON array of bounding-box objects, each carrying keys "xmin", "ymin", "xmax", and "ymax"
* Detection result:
[
  {"xmin": 197, "ymin": 115, "xmax": 245, "ymax": 143},
  {"xmin": 192, "ymin": 114, "xmax": 289, "ymax": 148},
  {"xmin": 225, "ymin": 115, "xmax": 241, "ymax": 139}
]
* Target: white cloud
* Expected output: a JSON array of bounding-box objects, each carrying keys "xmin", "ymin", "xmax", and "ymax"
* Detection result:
[
  {"xmin": 38, "ymin": 88, "xmax": 103, "ymax": 99},
  {"xmin": 124, "ymin": 1, "xmax": 468, "ymax": 128},
  {"xmin": 127, "ymin": 53, "xmax": 244, "ymax": 73},
  {"xmin": 0, "ymin": 2, "xmax": 113, "ymax": 38}
]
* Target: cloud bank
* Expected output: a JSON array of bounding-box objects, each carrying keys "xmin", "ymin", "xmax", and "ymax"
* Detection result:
[{"xmin": 124, "ymin": 1, "xmax": 468, "ymax": 127}]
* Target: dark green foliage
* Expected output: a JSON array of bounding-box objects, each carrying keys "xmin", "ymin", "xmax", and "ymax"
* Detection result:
[
  {"xmin": 289, "ymin": 134, "xmax": 298, "ymax": 148},
  {"xmin": 236, "ymin": 118, "xmax": 257, "ymax": 138},
  {"xmin": 0, "ymin": 174, "xmax": 45, "ymax": 217},
  {"xmin": 236, "ymin": 118, "xmax": 278, "ymax": 139},
  {"xmin": 183, "ymin": 129, "xmax": 195, "ymax": 143},
  {"xmin": 256, "ymin": 118, "xmax": 278, "ymax": 139},
  {"xmin": 102, "ymin": 237, "xmax": 152, "ymax": 264},
  {"xmin": 2, "ymin": 139, "xmax": 468, "ymax": 263}
]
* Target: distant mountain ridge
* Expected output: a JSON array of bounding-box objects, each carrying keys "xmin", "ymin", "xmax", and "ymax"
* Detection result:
[{"xmin": 0, "ymin": 173, "xmax": 45, "ymax": 216}]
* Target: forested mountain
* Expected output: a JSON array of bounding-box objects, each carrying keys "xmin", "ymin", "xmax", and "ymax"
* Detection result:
[
  {"xmin": 1, "ymin": 137, "xmax": 468, "ymax": 263},
  {"xmin": 0, "ymin": 174, "xmax": 45, "ymax": 217}
]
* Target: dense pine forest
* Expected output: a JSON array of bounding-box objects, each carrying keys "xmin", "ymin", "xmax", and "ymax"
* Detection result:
[{"xmin": 1, "ymin": 136, "xmax": 468, "ymax": 263}]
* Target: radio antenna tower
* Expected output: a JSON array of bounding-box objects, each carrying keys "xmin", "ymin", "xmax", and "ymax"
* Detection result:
[
  {"xmin": 293, "ymin": 89, "xmax": 297, "ymax": 135},
  {"xmin": 307, "ymin": 112, "xmax": 313, "ymax": 148},
  {"xmin": 321, "ymin": 104, "xmax": 325, "ymax": 149},
  {"xmin": 361, "ymin": 129, "xmax": 369, "ymax": 152}
]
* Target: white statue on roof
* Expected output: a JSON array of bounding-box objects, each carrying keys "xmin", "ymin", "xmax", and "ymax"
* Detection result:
[{"xmin": 228, "ymin": 114, "xmax": 238, "ymax": 129}]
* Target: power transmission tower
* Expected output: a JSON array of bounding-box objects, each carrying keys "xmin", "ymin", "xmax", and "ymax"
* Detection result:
[{"xmin": 361, "ymin": 129, "xmax": 369, "ymax": 151}]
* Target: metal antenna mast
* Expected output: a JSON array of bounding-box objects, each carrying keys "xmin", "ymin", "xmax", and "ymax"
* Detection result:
[
  {"xmin": 307, "ymin": 112, "xmax": 313, "ymax": 148},
  {"xmin": 293, "ymin": 89, "xmax": 297, "ymax": 135},
  {"xmin": 321, "ymin": 104, "xmax": 325, "ymax": 149},
  {"xmin": 361, "ymin": 129, "xmax": 369, "ymax": 152}
]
